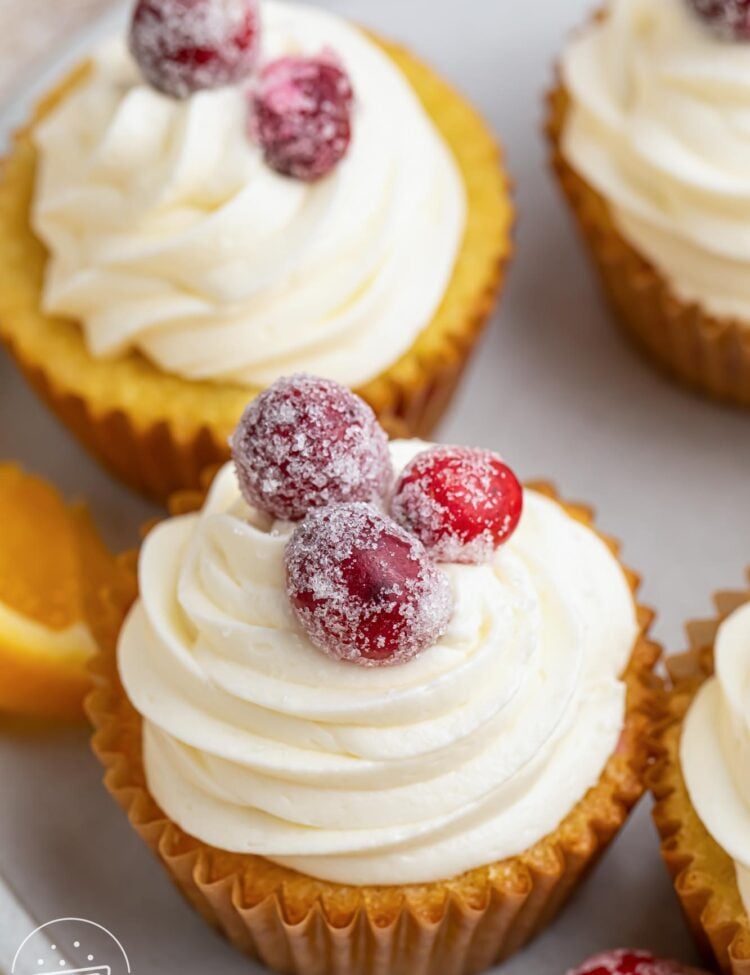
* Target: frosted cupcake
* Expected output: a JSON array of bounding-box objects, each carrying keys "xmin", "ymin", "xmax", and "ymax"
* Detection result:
[
  {"xmin": 549, "ymin": 0, "xmax": 750, "ymax": 407},
  {"xmin": 88, "ymin": 375, "xmax": 660, "ymax": 975},
  {"xmin": 652, "ymin": 579, "xmax": 750, "ymax": 973},
  {"xmin": 0, "ymin": 0, "xmax": 511, "ymax": 499}
]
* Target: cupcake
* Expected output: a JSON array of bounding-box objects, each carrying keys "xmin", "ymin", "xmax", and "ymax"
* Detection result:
[
  {"xmin": 651, "ymin": 577, "xmax": 750, "ymax": 974},
  {"xmin": 549, "ymin": 0, "xmax": 750, "ymax": 408},
  {"xmin": 88, "ymin": 374, "xmax": 661, "ymax": 975},
  {"xmin": 0, "ymin": 0, "xmax": 511, "ymax": 501}
]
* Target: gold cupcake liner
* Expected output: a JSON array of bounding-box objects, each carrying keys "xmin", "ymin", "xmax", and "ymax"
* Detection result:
[
  {"xmin": 650, "ymin": 573, "xmax": 750, "ymax": 974},
  {"xmin": 0, "ymin": 43, "xmax": 512, "ymax": 502},
  {"xmin": 547, "ymin": 83, "xmax": 750, "ymax": 409},
  {"xmin": 86, "ymin": 483, "xmax": 662, "ymax": 975}
]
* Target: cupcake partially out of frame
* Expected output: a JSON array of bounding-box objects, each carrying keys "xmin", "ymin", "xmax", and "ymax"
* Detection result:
[
  {"xmin": 549, "ymin": 0, "xmax": 750, "ymax": 408},
  {"xmin": 0, "ymin": 0, "xmax": 511, "ymax": 501},
  {"xmin": 88, "ymin": 374, "xmax": 661, "ymax": 975},
  {"xmin": 651, "ymin": 575, "xmax": 750, "ymax": 974}
]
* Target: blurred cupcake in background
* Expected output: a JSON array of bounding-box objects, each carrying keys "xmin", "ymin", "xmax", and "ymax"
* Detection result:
[
  {"xmin": 0, "ymin": 0, "xmax": 512, "ymax": 500},
  {"xmin": 652, "ymin": 575, "xmax": 750, "ymax": 974},
  {"xmin": 549, "ymin": 0, "xmax": 750, "ymax": 408}
]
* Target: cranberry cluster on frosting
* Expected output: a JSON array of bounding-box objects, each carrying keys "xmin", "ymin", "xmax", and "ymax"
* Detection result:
[
  {"xmin": 128, "ymin": 0, "xmax": 354, "ymax": 180},
  {"xmin": 231, "ymin": 375, "xmax": 523, "ymax": 667},
  {"xmin": 689, "ymin": 0, "xmax": 750, "ymax": 39},
  {"xmin": 566, "ymin": 949, "xmax": 708, "ymax": 975}
]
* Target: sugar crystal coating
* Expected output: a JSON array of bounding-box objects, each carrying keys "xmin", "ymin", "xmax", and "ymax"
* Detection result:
[
  {"xmin": 566, "ymin": 950, "xmax": 704, "ymax": 975},
  {"xmin": 391, "ymin": 445, "xmax": 523, "ymax": 564},
  {"xmin": 285, "ymin": 503, "xmax": 454, "ymax": 666},
  {"xmin": 688, "ymin": 0, "xmax": 750, "ymax": 38},
  {"xmin": 130, "ymin": 0, "xmax": 261, "ymax": 99},
  {"xmin": 251, "ymin": 55, "xmax": 354, "ymax": 181},
  {"xmin": 232, "ymin": 374, "xmax": 392, "ymax": 521}
]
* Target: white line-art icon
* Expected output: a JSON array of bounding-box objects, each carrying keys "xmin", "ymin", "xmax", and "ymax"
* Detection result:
[{"xmin": 12, "ymin": 918, "xmax": 130, "ymax": 975}]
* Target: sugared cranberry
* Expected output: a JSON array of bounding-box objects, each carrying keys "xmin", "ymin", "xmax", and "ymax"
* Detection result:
[
  {"xmin": 688, "ymin": 0, "xmax": 750, "ymax": 39},
  {"xmin": 130, "ymin": 0, "xmax": 261, "ymax": 99},
  {"xmin": 391, "ymin": 446, "xmax": 523, "ymax": 564},
  {"xmin": 252, "ymin": 55, "xmax": 354, "ymax": 181},
  {"xmin": 285, "ymin": 503, "xmax": 453, "ymax": 666},
  {"xmin": 567, "ymin": 949, "xmax": 706, "ymax": 975},
  {"xmin": 232, "ymin": 375, "xmax": 391, "ymax": 522}
]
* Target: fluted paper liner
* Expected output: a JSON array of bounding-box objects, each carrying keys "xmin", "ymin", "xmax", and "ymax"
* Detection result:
[
  {"xmin": 547, "ymin": 83, "xmax": 750, "ymax": 409},
  {"xmin": 0, "ymin": 40, "xmax": 512, "ymax": 502},
  {"xmin": 650, "ymin": 573, "xmax": 750, "ymax": 975},
  {"xmin": 86, "ymin": 480, "xmax": 662, "ymax": 975}
]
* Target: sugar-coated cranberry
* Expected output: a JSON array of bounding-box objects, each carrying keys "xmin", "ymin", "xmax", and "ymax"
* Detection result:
[
  {"xmin": 231, "ymin": 375, "xmax": 391, "ymax": 521},
  {"xmin": 391, "ymin": 446, "xmax": 523, "ymax": 564},
  {"xmin": 130, "ymin": 0, "xmax": 261, "ymax": 99},
  {"xmin": 285, "ymin": 503, "xmax": 453, "ymax": 666},
  {"xmin": 566, "ymin": 949, "xmax": 707, "ymax": 975},
  {"xmin": 252, "ymin": 55, "xmax": 354, "ymax": 181},
  {"xmin": 688, "ymin": 0, "xmax": 750, "ymax": 39}
]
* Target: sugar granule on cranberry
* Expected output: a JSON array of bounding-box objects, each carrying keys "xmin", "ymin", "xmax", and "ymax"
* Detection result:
[
  {"xmin": 566, "ymin": 949, "xmax": 708, "ymax": 975},
  {"xmin": 285, "ymin": 503, "xmax": 453, "ymax": 666},
  {"xmin": 688, "ymin": 0, "xmax": 750, "ymax": 39},
  {"xmin": 391, "ymin": 446, "xmax": 523, "ymax": 565},
  {"xmin": 231, "ymin": 375, "xmax": 392, "ymax": 521},
  {"xmin": 251, "ymin": 55, "xmax": 354, "ymax": 181},
  {"xmin": 130, "ymin": 0, "xmax": 261, "ymax": 99}
]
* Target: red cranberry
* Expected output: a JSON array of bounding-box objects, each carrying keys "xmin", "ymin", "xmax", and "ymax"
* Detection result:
[
  {"xmin": 689, "ymin": 0, "xmax": 750, "ymax": 39},
  {"xmin": 567, "ymin": 949, "xmax": 706, "ymax": 975},
  {"xmin": 231, "ymin": 375, "xmax": 392, "ymax": 521},
  {"xmin": 285, "ymin": 503, "xmax": 453, "ymax": 666},
  {"xmin": 391, "ymin": 446, "xmax": 523, "ymax": 564},
  {"xmin": 130, "ymin": 0, "xmax": 261, "ymax": 99},
  {"xmin": 252, "ymin": 55, "xmax": 354, "ymax": 181}
]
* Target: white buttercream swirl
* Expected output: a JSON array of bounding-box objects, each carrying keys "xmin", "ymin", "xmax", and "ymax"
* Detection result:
[
  {"xmin": 562, "ymin": 0, "xmax": 750, "ymax": 322},
  {"xmin": 32, "ymin": 1, "xmax": 465, "ymax": 387},
  {"xmin": 117, "ymin": 439, "xmax": 638, "ymax": 886},
  {"xmin": 681, "ymin": 601, "xmax": 750, "ymax": 912}
]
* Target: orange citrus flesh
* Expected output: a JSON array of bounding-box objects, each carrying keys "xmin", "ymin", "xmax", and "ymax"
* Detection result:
[{"xmin": 0, "ymin": 464, "xmax": 116, "ymax": 720}]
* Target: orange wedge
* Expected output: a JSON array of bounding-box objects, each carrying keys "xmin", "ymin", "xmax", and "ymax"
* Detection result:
[{"xmin": 0, "ymin": 464, "xmax": 115, "ymax": 720}]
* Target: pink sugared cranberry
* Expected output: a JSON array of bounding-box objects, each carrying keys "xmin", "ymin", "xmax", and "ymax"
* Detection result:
[
  {"xmin": 285, "ymin": 503, "xmax": 453, "ymax": 666},
  {"xmin": 252, "ymin": 55, "xmax": 354, "ymax": 181},
  {"xmin": 689, "ymin": 0, "xmax": 750, "ymax": 39},
  {"xmin": 231, "ymin": 375, "xmax": 391, "ymax": 522},
  {"xmin": 566, "ymin": 949, "xmax": 707, "ymax": 975},
  {"xmin": 391, "ymin": 446, "xmax": 523, "ymax": 564},
  {"xmin": 130, "ymin": 0, "xmax": 261, "ymax": 99}
]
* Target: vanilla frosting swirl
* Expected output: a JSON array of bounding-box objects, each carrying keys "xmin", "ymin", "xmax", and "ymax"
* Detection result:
[
  {"xmin": 681, "ymin": 601, "xmax": 750, "ymax": 912},
  {"xmin": 32, "ymin": 1, "xmax": 465, "ymax": 387},
  {"xmin": 562, "ymin": 0, "xmax": 750, "ymax": 322},
  {"xmin": 118, "ymin": 440, "xmax": 638, "ymax": 886}
]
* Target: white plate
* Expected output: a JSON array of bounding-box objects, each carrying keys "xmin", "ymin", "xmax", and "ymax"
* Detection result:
[{"xmin": 1, "ymin": 1, "xmax": 744, "ymax": 971}]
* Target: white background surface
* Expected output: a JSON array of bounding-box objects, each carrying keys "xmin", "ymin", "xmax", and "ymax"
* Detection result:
[{"xmin": 1, "ymin": 0, "xmax": 747, "ymax": 971}]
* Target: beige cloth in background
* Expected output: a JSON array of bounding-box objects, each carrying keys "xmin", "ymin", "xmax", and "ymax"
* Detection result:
[{"xmin": 0, "ymin": 0, "xmax": 111, "ymax": 98}]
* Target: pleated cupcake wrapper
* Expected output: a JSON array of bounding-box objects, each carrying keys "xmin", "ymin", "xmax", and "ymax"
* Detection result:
[
  {"xmin": 86, "ymin": 483, "xmax": 663, "ymax": 975},
  {"xmin": 0, "ymin": 46, "xmax": 512, "ymax": 504},
  {"xmin": 547, "ymin": 83, "xmax": 750, "ymax": 409},
  {"xmin": 650, "ymin": 573, "xmax": 750, "ymax": 975}
]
